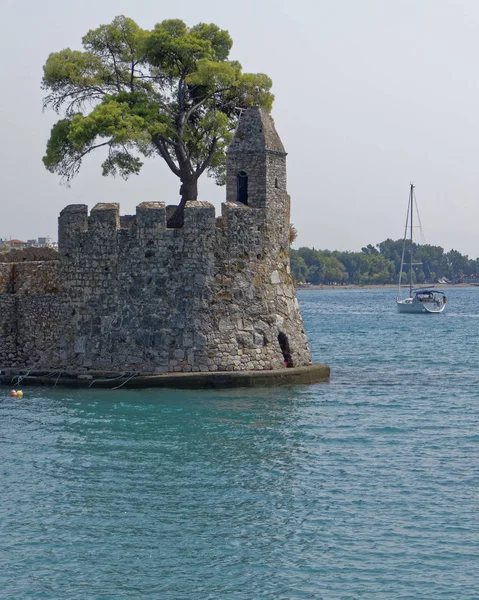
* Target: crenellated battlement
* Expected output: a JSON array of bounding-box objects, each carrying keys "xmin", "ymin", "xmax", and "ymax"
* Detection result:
[
  {"xmin": 89, "ymin": 202, "xmax": 120, "ymax": 231},
  {"xmin": 136, "ymin": 202, "xmax": 166, "ymax": 229},
  {"xmin": 58, "ymin": 200, "xmax": 262, "ymax": 260},
  {"xmin": 60, "ymin": 200, "xmax": 240, "ymax": 232}
]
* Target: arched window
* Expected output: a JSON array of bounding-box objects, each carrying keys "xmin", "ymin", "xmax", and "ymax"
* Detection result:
[{"xmin": 237, "ymin": 171, "xmax": 248, "ymax": 205}]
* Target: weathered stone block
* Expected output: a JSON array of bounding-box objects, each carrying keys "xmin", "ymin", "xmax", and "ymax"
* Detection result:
[{"xmin": 136, "ymin": 202, "xmax": 166, "ymax": 229}]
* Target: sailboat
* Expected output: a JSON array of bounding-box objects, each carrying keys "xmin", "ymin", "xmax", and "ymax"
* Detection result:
[{"xmin": 396, "ymin": 184, "xmax": 447, "ymax": 314}]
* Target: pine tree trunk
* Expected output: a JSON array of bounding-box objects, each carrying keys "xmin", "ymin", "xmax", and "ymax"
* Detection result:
[{"xmin": 167, "ymin": 177, "xmax": 198, "ymax": 228}]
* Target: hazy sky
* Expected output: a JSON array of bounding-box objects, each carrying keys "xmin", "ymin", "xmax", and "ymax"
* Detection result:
[{"xmin": 2, "ymin": 0, "xmax": 479, "ymax": 256}]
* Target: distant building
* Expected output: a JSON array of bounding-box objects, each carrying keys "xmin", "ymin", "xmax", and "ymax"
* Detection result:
[
  {"xmin": 0, "ymin": 237, "xmax": 56, "ymax": 249},
  {"xmin": 5, "ymin": 239, "xmax": 27, "ymax": 248}
]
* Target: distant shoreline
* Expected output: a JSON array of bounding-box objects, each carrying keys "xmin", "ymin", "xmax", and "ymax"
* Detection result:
[{"xmin": 296, "ymin": 283, "xmax": 475, "ymax": 291}]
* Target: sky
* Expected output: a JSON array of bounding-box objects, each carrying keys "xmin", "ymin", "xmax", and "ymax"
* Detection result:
[{"xmin": 2, "ymin": 0, "xmax": 479, "ymax": 256}]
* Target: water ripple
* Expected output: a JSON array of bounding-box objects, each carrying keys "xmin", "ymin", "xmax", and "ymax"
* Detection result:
[{"xmin": 1, "ymin": 288, "xmax": 478, "ymax": 598}]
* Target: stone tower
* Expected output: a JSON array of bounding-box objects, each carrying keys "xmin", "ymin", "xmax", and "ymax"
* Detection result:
[
  {"xmin": 226, "ymin": 106, "xmax": 290, "ymax": 253},
  {"xmin": 0, "ymin": 107, "xmax": 318, "ymax": 381}
]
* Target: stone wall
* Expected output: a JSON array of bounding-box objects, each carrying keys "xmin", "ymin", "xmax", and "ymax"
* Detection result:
[
  {"xmin": 0, "ymin": 295, "xmax": 16, "ymax": 366},
  {"xmin": 0, "ymin": 262, "xmax": 61, "ymax": 369},
  {"xmin": 52, "ymin": 198, "xmax": 311, "ymax": 374},
  {"xmin": 0, "ymin": 247, "xmax": 59, "ymax": 263}
]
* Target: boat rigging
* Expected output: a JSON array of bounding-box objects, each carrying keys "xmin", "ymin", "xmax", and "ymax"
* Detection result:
[{"xmin": 396, "ymin": 184, "xmax": 447, "ymax": 314}]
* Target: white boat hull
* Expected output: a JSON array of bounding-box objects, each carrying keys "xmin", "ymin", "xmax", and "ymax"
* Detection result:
[{"xmin": 397, "ymin": 297, "xmax": 445, "ymax": 314}]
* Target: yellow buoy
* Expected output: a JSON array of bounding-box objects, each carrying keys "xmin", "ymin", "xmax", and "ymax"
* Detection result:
[{"xmin": 16, "ymin": 390, "xmax": 23, "ymax": 399}]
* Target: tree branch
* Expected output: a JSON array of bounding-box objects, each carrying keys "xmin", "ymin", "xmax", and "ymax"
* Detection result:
[
  {"xmin": 130, "ymin": 60, "xmax": 136, "ymax": 91},
  {"xmin": 174, "ymin": 73, "xmax": 194, "ymax": 176},
  {"xmin": 152, "ymin": 137, "xmax": 181, "ymax": 177},
  {"xmin": 42, "ymin": 85, "xmax": 112, "ymax": 114},
  {"xmin": 76, "ymin": 140, "xmax": 111, "ymax": 161},
  {"xmin": 196, "ymin": 138, "xmax": 218, "ymax": 176},
  {"xmin": 55, "ymin": 140, "xmax": 112, "ymax": 182},
  {"xmin": 184, "ymin": 86, "xmax": 234, "ymax": 123},
  {"xmin": 106, "ymin": 43, "xmax": 122, "ymax": 91}
]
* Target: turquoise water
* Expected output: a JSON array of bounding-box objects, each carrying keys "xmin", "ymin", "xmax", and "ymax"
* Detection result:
[{"xmin": 1, "ymin": 287, "xmax": 478, "ymax": 599}]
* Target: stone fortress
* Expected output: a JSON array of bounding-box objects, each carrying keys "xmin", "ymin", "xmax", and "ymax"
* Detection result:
[{"xmin": 0, "ymin": 107, "xmax": 329, "ymax": 387}]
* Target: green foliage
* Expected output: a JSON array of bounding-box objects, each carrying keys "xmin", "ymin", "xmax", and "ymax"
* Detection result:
[
  {"xmin": 290, "ymin": 240, "xmax": 479, "ymax": 285},
  {"xmin": 43, "ymin": 119, "xmax": 76, "ymax": 172},
  {"xmin": 42, "ymin": 15, "xmax": 274, "ymax": 189},
  {"xmin": 289, "ymin": 224, "xmax": 298, "ymax": 246},
  {"xmin": 289, "ymin": 251, "xmax": 308, "ymax": 282}
]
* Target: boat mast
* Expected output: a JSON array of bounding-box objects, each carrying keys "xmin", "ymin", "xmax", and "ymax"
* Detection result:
[
  {"xmin": 409, "ymin": 183, "xmax": 414, "ymax": 297},
  {"xmin": 397, "ymin": 186, "xmax": 411, "ymax": 300}
]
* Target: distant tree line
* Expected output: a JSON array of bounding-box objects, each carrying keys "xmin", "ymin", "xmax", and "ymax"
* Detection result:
[{"xmin": 290, "ymin": 239, "xmax": 479, "ymax": 285}]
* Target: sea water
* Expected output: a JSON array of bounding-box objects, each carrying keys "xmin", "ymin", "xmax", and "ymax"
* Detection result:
[{"xmin": 1, "ymin": 287, "xmax": 478, "ymax": 599}]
